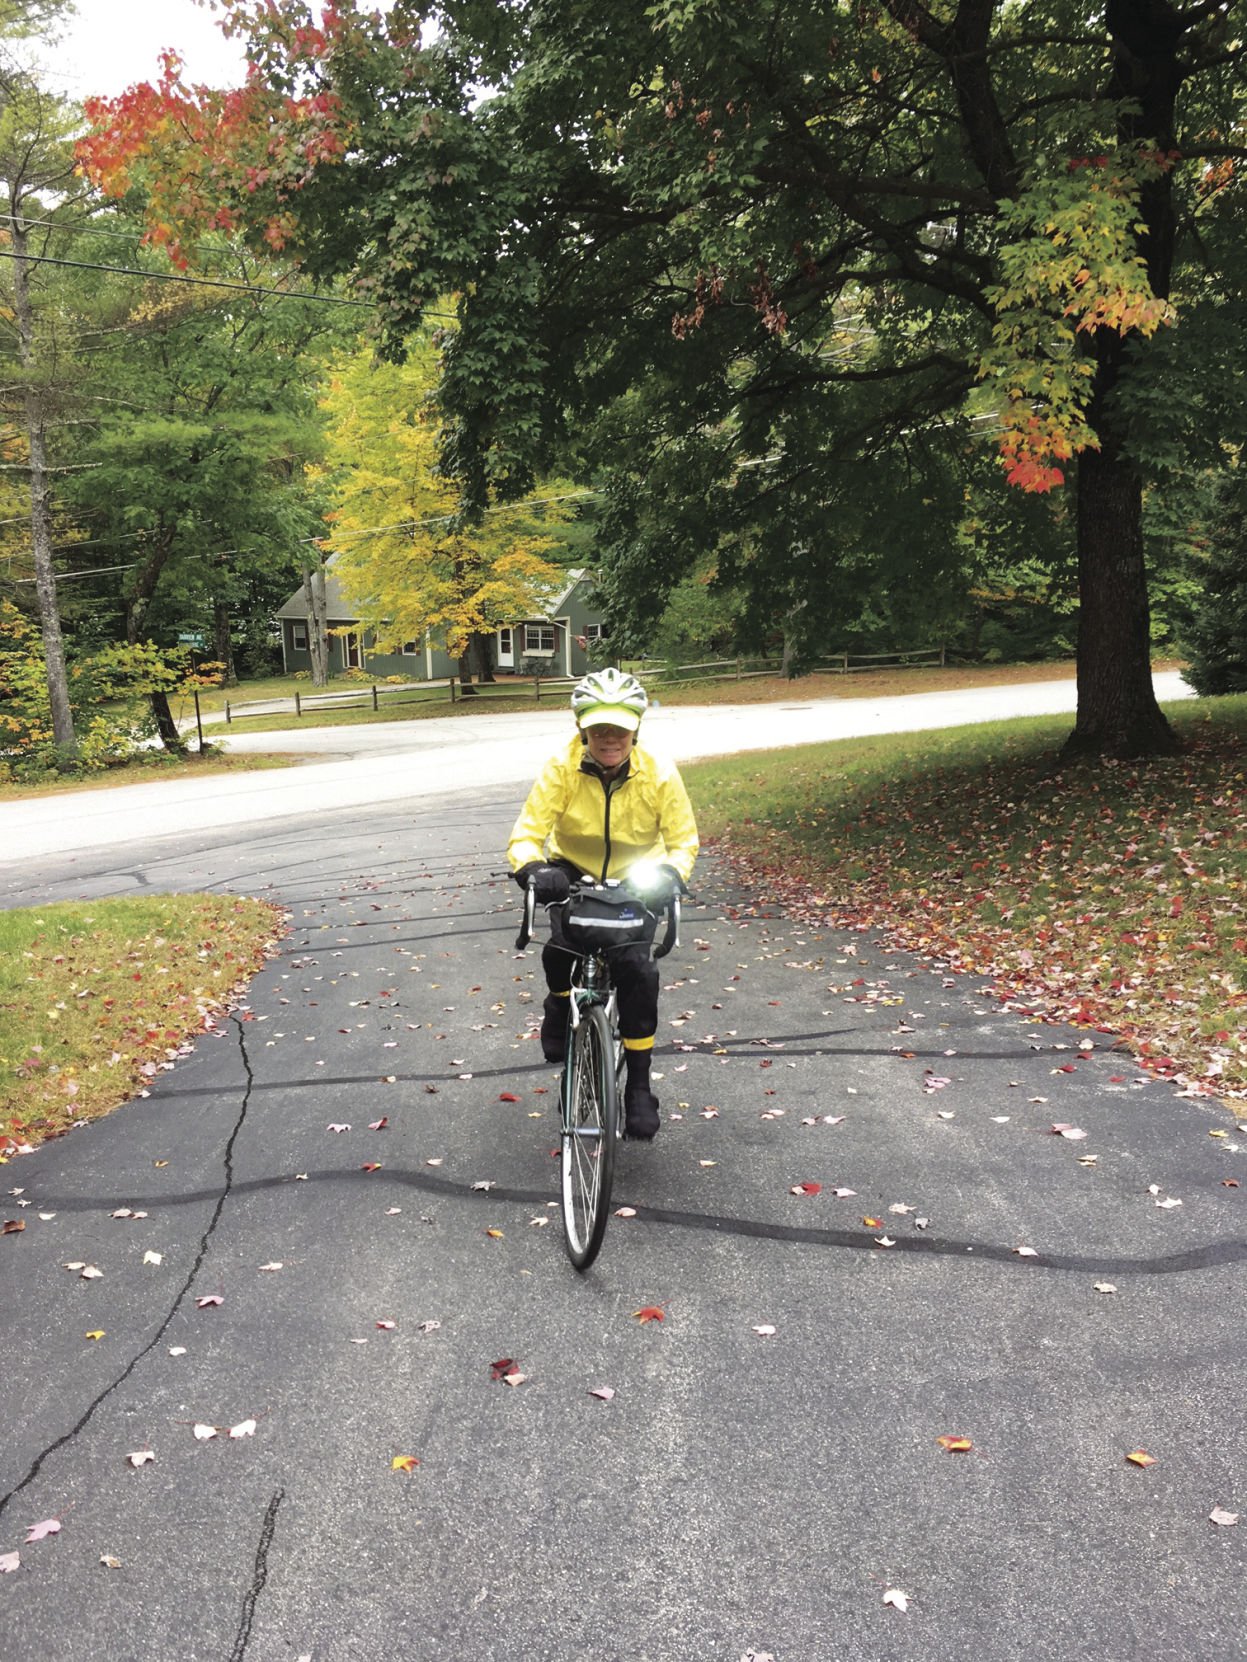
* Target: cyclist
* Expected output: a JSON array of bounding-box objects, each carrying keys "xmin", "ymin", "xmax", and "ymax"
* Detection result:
[{"xmin": 509, "ymin": 668, "xmax": 699, "ymax": 1139}]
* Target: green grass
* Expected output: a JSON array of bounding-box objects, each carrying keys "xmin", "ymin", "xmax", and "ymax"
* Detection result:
[
  {"xmin": 0, "ymin": 895, "xmax": 285, "ymax": 1149},
  {"xmin": 682, "ymin": 696, "xmax": 1247, "ymax": 1104}
]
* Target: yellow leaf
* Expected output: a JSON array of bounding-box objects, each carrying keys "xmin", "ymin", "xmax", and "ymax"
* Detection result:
[
  {"xmin": 391, "ymin": 1455, "xmax": 420, "ymax": 1473},
  {"xmin": 85, "ymin": 1330, "xmax": 105, "ymax": 1341}
]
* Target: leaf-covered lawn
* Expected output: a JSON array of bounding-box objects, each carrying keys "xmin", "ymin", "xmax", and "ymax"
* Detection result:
[
  {"xmin": 686, "ymin": 697, "xmax": 1247, "ymax": 1102},
  {"xmin": 0, "ymin": 895, "xmax": 285, "ymax": 1148}
]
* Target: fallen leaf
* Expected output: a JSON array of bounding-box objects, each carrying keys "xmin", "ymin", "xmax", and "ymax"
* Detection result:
[
  {"xmin": 471, "ymin": 1180, "xmax": 496, "ymax": 1192},
  {"xmin": 258, "ymin": 1262, "xmax": 283, "ymax": 1272},
  {"xmin": 196, "ymin": 1294, "xmax": 223, "ymax": 1308},
  {"xmin": 25, "ymin": 1518, "xmax": 61, "ymax": 1543},
  {"xmin": 1155, "ymin": 1196, "xmax": 1183, "ymax": 1209},
  {"xmin": 485, "ymin": 1228, "xmax": 505, "ymax": 1239},
  {"xmin": 426, "ymin": 1157, "xmax": 444, "ymax": 1167},
  {"xmin": 168, "ymin": 1346, "xmax": 187, "ymax": 1357},
  {"xmin": 588, "ymin": 1386, "xmax": 616, "ymax": 1402},
  {"xmin": 85, "ymin": 1329, "xmax": 105, "ymax": 1341},
  {"xmin": 874, "ymin": 1235, "xmax": 896, "ymax": 1247},
  {"xmin": 502, "ymin": 1370, "xmax": 527, "ymax": 1387},
  {"xmin": 1013, "ymin": 1245, "xmax": 1039, "ymax": 1258},
  {"xmin": 228, "ymin": 1420, "xmax": 257, "ymax": 1439},
  {"xmin": 1125, "ymin": 1449, "xmax": 1157, "ymax": 1467},
  {"xmin": 361, "ymin": 1162, "xmax": 383, "ymax": 1173},
  {"xmin": 498, "ymin": 1092, "xmax": 521, "ymax": 1103},
  {"xmin": 99, "ymin": 1555, "xmax": 122, "ymax": 1569},
  {"xmin": 790, "ymin": 1182, "xmax": 822, "ymax": 1196},
  {"xmin": 126, "ymin": 1450, "xmax": 154, "ymax": 1468},
  {"xmin": 193, "ymin": 1423, "xmax": 218, "ymax": 1441},
  {"xmin": 1208, "ymin": 1506, "xmax": 1239, "ymax": 1527},
  {"xmin": 143, "ymin": 1251, "xmax": 162, "ymax": 1266},
  {"xmin": 0, "ymin": 1551, "xmax": 18, "ymax": 1573},
  {"xmin": 391, "ymin": 1455, "xmax": 420, "ymax": 1473},
  {"xmin": 1093, "ymin": 1282, "xmax": 1117, "ymax": 1295},
  {"xmin": 490, "ymin": 1356, "xmax": 520, "ymax": 1380},
  {"xmin": 80, "ymin": 1264, "xmax": 103, "ymax": 1280},
  {"xmin": 882, "ymin": 1588, "xmax": 909, "ymax": 1612},
  {"xmin": 614, "ymin": 1206, "xmax": 637, "ymax": 1218},
  {"xmin": 376, "ymin": 1319, "xmax": 397, "ymax": 1331},
  {"xmin": 326, "ymin": 1123, "xmax": 351, "ymax": 1133},
  {"xmin": 417, "ymin": 1319, "xmax": 441, "ymax": 1334},
  {"xmin": 369, "ymin": 1117, "xmax": 389, "ymax": 1130},
  {"xmin": 936, "ymin": 1435, "xmax": 973, "ymax": 1452},
  {"xmin": 1052, "ymin": 1123, "xmax": 1089, "ymax": 1140},
  {"xmin": 632, "ymin": 1306, "xmax": 666, "ymax": 1324},
  {"xmin": 529, "ymin": 1216, "xmax": 550, "ymax": 1227},
  {"xmin": 752, "ymin": 1325, "xmax": 777, "ymax": 1337},
  {"xmin": 2, "ymin": 1219, "xmax": 24, "ymax": 1234}
]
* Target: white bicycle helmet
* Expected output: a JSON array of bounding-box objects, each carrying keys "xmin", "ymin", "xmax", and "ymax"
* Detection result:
[{"xmin": 570, "ymin": 667, "xmax": 649, "ymax": 732}]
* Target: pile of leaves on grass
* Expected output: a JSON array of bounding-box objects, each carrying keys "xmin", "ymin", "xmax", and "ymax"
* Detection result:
[
  {"xmin": 699, "ymin": 701, "xmax": 1247, "ymax": 1103},
  {"xmin": 0, "ymin": 895, "xmax": 285, "ymax": 1151}
]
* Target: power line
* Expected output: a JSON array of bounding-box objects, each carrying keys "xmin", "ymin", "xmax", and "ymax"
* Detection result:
[
  {"xmin": 8, "ymin": 489, "xmax": 602, "ymax": 586},
  {"xmin": 0, "ymin": 247, "xmax": 378, "ymax": 308}
]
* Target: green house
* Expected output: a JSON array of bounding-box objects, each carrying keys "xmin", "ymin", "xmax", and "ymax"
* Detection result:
[{"xmin": 273, "ymin": 565, "xmax": 608, "ymax": 680}]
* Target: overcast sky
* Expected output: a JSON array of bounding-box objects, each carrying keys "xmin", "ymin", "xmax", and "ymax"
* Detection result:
[{"xmin": 52, "ymin": 0, "xmax": 248, "ymax": 102}]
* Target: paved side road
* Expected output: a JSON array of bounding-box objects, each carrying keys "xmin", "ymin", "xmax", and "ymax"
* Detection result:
[
  {"xmin": 0, "ymin": 672, "xmax": 1193, "ymax": 863},
  {"xmin": 0, "ymin": 775, "xmax": 1243, "ymax": 1662}
]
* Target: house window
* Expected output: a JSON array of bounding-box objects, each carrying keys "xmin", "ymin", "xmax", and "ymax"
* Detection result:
[
  {"xmin": 523, "ymin": 623, "xmax": 556, "ymax": 655},
  {"xmin": 292, "ymin": 622, "xmax": 308, "ymax": 650},
  {"xmin": 584, "ymin": 623, "xmax": 603, "ymax": 642},
  {"xmin": 400, "ymin": 640, "xmax": 420, "ymax": 656}
]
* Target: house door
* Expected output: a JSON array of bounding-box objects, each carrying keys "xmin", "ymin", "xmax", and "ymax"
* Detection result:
[
  {"xmin": 342, "ymin": 631, "xmax": 362, "ymax": 670},
  {"xmin": 497, "ymin": 626, "xmax": 514, "ymax": 669}
]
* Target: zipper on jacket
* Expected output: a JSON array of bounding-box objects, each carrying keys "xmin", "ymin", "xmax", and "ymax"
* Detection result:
[{"xmin": 581, "ymin": 751, "xmax": 631, "ymax": 882}]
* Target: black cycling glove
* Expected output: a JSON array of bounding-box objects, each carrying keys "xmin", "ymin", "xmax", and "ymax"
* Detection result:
[{"xmin": 516, "ymin": 862, "xmax": 572, "ymax": 904}]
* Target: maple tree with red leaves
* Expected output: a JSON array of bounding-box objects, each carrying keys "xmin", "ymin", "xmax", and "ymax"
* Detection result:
[{"xmin": 77, "ymin": 0, "xmax": 1247, "ymax": 758}]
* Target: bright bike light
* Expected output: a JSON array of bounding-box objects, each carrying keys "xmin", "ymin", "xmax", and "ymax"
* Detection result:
[{"xmin": 627, "ymin": 860, "xmax": 665, "ymax": 894}]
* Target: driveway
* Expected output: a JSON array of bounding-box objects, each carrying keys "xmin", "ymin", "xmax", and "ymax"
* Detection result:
[{"xmin": 1, "ymin": 680, "xmax": 1243, "ymax": 1662}]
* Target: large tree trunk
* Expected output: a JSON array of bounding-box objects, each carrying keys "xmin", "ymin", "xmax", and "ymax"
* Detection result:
[
  {"xmin": 10, "ymin": 213, "xmax": 75, "ymax": 755},
  {"xmin": 1065, "ymin": 441, "xmax": 1176, "ymax": 757},
  {"xmin": 456, "ymin": 648, "xmax": 477, "ymax": 692},
  {"xmin": 1064, "ymin": 0, "xmax": 1185, "ymax": 758}
]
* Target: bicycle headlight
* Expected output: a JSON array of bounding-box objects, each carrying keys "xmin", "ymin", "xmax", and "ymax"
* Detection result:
[{"xmin": 627, "ymin": 860, "xmax": 666, "ymax": 895}]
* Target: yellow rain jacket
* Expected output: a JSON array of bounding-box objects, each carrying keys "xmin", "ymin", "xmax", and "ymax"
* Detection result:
[{"xmin": 508, "ymin": 736, "xmax": 699, "ymax": 886}]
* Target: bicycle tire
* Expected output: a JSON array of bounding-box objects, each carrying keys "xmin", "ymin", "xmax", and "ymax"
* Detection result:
[{"xmin": 560, "ymin": 1003, "xmax": 618, "ymax": 1270}]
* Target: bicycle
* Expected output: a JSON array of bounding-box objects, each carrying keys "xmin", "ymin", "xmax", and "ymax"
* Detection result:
[{"xmin": 516, "ymin": 872, "xmax": 680, "ymax": 1271}]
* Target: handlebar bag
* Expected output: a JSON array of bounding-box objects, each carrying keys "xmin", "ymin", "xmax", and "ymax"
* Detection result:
[{"xmin": 563, "ymin": 889, "xmax": 657, "ymax": 950}]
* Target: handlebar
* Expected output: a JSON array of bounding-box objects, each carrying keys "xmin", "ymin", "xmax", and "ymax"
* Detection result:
[{"xmin": 514, "ymin": 876, "xmax": 682, "ymax": 955}]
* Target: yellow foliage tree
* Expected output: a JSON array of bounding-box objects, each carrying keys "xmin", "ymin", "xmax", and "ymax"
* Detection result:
[{"xmin": 321, "ymin": 339, "xmax": 570, "ymax": 680}]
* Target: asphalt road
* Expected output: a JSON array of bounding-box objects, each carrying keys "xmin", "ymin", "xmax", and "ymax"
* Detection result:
[{"xmin": 2, "ymin": 680, "xmax": 1244, "ymax": 1662}]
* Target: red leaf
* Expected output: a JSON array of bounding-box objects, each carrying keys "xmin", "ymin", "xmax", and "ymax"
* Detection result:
[
  {"xmin": 490, "ymin": 1356, "xmax": 519, "ymax": 1379},
  {"xmin": 789, "ymin": 1182, "xmax": 822, "ymax": 1196},
  {"xmin": 498, "ymin": 1092, "xmax": 521, "ymax": 1103},
  {"xmin": 631, "ymin": 1306, "xmax": 665, "ymax": 1324}
]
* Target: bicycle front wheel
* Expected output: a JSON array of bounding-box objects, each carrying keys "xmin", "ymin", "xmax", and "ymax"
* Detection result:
[{"xmin": 561, "ymin": 1003, "xmax": 618, "ymax": 1271}]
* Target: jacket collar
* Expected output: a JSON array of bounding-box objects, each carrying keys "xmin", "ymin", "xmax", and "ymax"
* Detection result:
[{"xmin": 579, "ymin": 750, "xmax": 633, "ymax": 786}]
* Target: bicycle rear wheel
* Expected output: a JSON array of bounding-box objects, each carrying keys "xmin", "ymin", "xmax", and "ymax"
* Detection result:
[{"xmin": 561, "ymin": 1003, "xmax": 618, "ymax": 1270}]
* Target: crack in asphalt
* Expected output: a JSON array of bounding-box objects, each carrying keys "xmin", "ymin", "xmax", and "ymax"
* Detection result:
[
  {"xmin": 0, "ymin": 1016, "xmax": 257, "ymax": 1524},
  {"xmin": 19, "ymin": 1163, "xmax": 1245, "ymax": 1279},
  {"xmin": 228, "ymin": 1487, "xmax": 285, "ymax": 1662}
]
